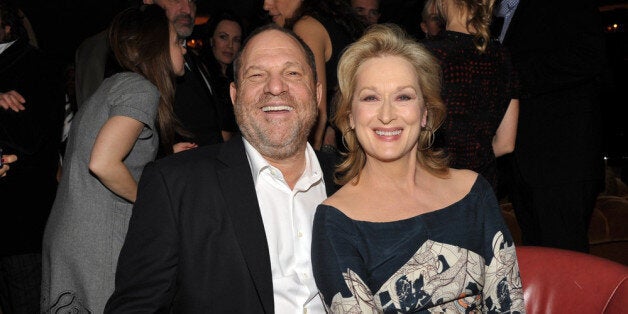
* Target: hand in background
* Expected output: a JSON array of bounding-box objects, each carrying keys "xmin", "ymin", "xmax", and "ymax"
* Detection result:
[
  {"xmin": 1, "ymin": 154, "xmax": 18, "ymax": 177},
  {"xmin": 173, "ymin": 142, "xmax": 198, "ymax": 153},
  {"xmin": 0, "ymin": 90, "xmax": 27, "ymax": 112}
]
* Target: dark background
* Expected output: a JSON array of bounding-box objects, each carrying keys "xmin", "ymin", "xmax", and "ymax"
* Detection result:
[{"xmin": 13, "ymin": 0, "xmax": 628, "ymax": 163}]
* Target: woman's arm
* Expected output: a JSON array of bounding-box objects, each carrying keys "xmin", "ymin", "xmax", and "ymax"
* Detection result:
[
  {"xmin": 293, "ymin": 16, "xmax": 330, "ymax": 150},
  {"xmin": 492, "ymin": 99, "xmax": 519, "ymax": 157},
  {"xmin": 89, "ymin": 115, "xmax": 145, "ymax": 202}
]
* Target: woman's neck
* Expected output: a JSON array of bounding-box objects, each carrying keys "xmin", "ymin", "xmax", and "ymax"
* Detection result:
[{"xmin": 445, "ymin": 7, "xmax": 475, "ymax": 34}]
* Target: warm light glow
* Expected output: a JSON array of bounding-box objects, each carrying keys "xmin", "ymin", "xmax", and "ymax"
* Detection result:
[{"xmin": 195, "ymin": 16, "xmax": 209, "ymax": 25}]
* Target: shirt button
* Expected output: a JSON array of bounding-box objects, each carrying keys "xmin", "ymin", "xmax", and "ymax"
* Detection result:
[{"xmin": 297, "ymin": 231, "xmax": 303, "ymax": 238}]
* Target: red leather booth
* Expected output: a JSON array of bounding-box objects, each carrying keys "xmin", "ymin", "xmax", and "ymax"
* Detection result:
[{"xmin": 516, "ymin": 246, "xmax": 628, "ymax": 313}]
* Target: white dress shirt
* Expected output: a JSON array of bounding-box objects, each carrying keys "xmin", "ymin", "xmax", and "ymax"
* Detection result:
[
  {"xmin": 0, "ymin": 40, "xmax": 16, "ymax": 55},
  {"xmin": 243, "ymin": 138, "xmax": 327, "ymax": 314}
]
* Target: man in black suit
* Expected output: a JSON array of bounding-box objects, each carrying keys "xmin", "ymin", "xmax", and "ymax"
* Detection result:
[
  {"xmin": 143, "ymin": 0, "xmax": 230, "ymax": 151},
  {"xmin": 495, "ymin": 0, "xmax": 606, "ymax": 252},
  {"xmin": 105, "ymin": 24, "xmax": 338, "ymax": 313},
  {"xmin": 0, "ymin": 2, "xmax": 65, "ymax": 311}
]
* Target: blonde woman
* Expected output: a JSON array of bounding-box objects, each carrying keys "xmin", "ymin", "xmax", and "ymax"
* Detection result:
[{"xmin": 312, "ymin": 24, "xmax": 524, "ymax": 312}]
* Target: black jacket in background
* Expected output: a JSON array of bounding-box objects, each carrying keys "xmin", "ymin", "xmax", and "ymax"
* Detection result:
[{"xmin": 0, "ymin": 38, "xmax": 65, "ymax": 256}]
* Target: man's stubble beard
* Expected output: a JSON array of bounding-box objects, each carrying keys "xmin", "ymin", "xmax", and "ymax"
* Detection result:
[{"xmin": 234, "ymin": 92, "xmax": 318, "ymax": 160}]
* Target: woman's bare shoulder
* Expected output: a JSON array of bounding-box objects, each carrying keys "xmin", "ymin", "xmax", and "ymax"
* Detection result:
[{"xmin": 447, "ymin": 168, "xmax": 479, "ymax": 195}]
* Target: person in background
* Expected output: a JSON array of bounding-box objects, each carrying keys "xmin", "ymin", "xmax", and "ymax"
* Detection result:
[
  {"xmin": 41, "ymin": 5, "xmax": 187, "ymax": 312},
  {"xmin": 105, "ymin": 24, "xmax": 339, "ymax": 313},
  {"xmin": 420, "ymin": 0, "xmax": 444, "ymax": 39},
  {"xmin": 263, "ymin": 0, "xmax": 365, "ymax": 151},
  {"xmin": 0, "ymin": 1, "xmax": 65, "ymax": 312},
  {"xmin": 74, "ymin": 29, "xmax": 110, "ymax": 108},
  {"xmin": 422, "ymin": 0, "xmax": 519, "ymax": 192},
  {"xmin": 312, "ymin": 24, "xmax": 524, "ymax": 312},
  {"xmin": 495, "ymin": 0, "xmax": 606, "ymax": 253},
  {"xmin": 143, "ymin": 0, "xmax": 227, "ymax": 151},
  {"xmin": 73, "ymin": 0, "xmax": 137, "ymax": 109},
  {"xmin": 351, "ymin": 0, "xmax": 380, "ymax": 26},
  {"xmin": 200, "ymin": 10, "xmax": 244, "ymax": 141}
]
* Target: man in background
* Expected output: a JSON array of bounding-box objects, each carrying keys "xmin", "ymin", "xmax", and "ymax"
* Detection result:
[
  {"xmin": 0, "ymin": 1, "xmax": 65, "ymax": 312},
  {"xmin": 351, "ymin": 0, "xmax": 380, "ymax": 25},
  {"xmin": 495, "ymin": 0, "xmax": 606, "ymax": 253}
]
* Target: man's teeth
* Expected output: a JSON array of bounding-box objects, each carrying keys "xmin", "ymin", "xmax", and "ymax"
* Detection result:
[
  {"xmin": 375, "ymin": 130, "xmax": 402, "ymax": 136},
  {"xmin": 262, "ymin": 106, "xmax": 293, "ymax": 112}
]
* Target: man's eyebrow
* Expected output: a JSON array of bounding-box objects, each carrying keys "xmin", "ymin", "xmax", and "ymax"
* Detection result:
[{"xmin": 244, "ymin": 61, "xmax": 305, "ymax": 71}]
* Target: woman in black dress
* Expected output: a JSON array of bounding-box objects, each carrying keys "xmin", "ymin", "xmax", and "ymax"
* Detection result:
[{"xmin": 422, "ymin": 0, "xmax": 519, "ymax": 192}]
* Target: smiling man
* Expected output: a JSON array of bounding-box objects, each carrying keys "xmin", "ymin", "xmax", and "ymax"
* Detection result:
[{"xmin": 104, "ymin": 24, "xmax": 339, "ymax": 313}]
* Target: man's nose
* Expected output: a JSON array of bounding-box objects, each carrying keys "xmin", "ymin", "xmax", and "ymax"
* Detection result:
[
  {"xmin": 264, "ymin": 73, "xmax": 287, "ymax": 95},
  {"xmin": 179, "ymin": 0, "xmax": 192, "ymax": 15}
]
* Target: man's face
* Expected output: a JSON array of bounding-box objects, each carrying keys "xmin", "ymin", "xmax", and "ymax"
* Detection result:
[
  {"xmin": 351, "ymin": 0, "xmax": 380, "ymax": 25},
  {"xmin": 145, "ymin": 0, "xmax": 196, "ymax": 37},
  {"xmin": 230, "ymin": 29, "xmax": 321, "ymax": 161}
]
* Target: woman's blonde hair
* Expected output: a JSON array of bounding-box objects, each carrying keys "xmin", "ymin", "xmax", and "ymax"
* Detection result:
[
  {"xmin": 435, "ymin": 0, "xmax": 495, "ymax": 52},
  {"xmin": 333, "ymin": 23, "xmax": 449, "ymax": 185}
]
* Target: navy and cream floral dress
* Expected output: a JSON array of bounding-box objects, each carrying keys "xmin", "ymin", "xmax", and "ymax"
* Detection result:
[{"xmin": 312, "ymin": 175, "xmax": 525, "ymax": 313}]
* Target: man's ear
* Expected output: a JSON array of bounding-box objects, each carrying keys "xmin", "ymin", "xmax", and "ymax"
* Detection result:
[
  {"xmin": 3, "ymin": 25, "xmax": 11, "ymax": 38},
  {"xmin": 229, "ymin": 82, "xmax": 237, "ymax": 107},
  {"xmin": 316, "ymin": 82, "xmax": 323, "ymax": 109}
]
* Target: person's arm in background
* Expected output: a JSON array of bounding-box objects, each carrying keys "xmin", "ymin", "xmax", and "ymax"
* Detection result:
[
  {"xmin": 493, "ymin": 99, "xmax": 519, "ymax": 157},
  {"xmin": 89, "ymin": 116, "xmax": 144, "ymax": 202},
  {"xmin": 293, "ymin": 16, "xmax": 329, "ymax": 150}
]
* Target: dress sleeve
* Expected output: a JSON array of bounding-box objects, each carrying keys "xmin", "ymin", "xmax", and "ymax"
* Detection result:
[
  {"xmin": 104, "ymin": 162, "xmax": 179, "ymax": 312},
  {"xmin": 312, "ymin": 205, "xmax": 374, "ymax": 311},
  {"xmin": 109, "ymin": 74, "xmax": 160, "ymax": 133},
  {"xmin": 477, "ymin": 178, "xmax": 526, "ymax": 313}
]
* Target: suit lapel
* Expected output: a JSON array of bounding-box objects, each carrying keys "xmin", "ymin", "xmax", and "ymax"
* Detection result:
[{"xmin": 216, "ymin": 137, "xmax": 274, "ymax": 313}]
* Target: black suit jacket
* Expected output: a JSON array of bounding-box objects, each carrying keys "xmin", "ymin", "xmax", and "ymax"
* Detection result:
[
  {"xmin": 0, "ymin": 38, "xmax": 65, "ymax": 256},
  {"xmin": 499, "ymin": 0, "xmax": 605, "ymax": 186},
  {"xmin": 173, "ymin": 53, "xmax": 225, "ymax": 147},
  {"xmin": 105, "ymin": 136, "xmax": 339, "ymax": 313}
]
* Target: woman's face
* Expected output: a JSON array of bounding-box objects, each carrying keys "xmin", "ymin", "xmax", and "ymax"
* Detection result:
[
  {"xmin": 349, "ymin": 56, "xmax": 427, "ymax": 163},
  {"xmin": 263, "ymin": 0, "xmax": 302, "ymax": 27},
  {"xmin": 169, "ymin": 24, "xmax": 187, "ymax": 76},
  {"xmin": 211, "ymin": 20, "xmax": 242, "ymax": 68}
]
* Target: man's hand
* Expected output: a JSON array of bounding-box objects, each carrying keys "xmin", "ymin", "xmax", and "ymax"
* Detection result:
[
  {"xmin": 0, "ymin": 90, "xmax": 26, "ymax": 112},
  {"xmin": 173, "ymin": 142, "xmax": 198, "ymax": 153},
  {"xmin": 0, "ymin": 154, "xmax": 18, "ymax": 178}
]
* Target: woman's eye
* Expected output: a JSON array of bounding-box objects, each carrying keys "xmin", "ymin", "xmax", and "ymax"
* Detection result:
[
  {"xmin": 362, "ymin": 95, "xmax": 378, "ymax": 102},
  {"xmin": 397, "ymin": 94, "xmax": 413, "ymax": 101}
]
